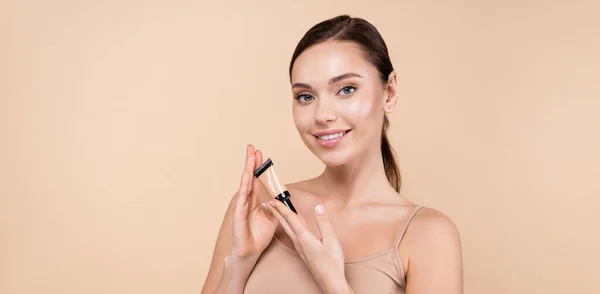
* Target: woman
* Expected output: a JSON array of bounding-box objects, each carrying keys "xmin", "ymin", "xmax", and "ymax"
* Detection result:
[{"xmin": 201, "ymin": 15, "xmax": 463, "ymax": 294}]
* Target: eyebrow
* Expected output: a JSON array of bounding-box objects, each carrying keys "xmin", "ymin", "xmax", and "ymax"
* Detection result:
[{"xmin": 291, "ymin": 72, "xmax": 363, "ymax": 89}]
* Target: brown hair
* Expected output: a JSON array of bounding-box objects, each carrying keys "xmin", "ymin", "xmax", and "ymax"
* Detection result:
[{"xmin": 288, "ymin": 15, "xmax": 401, "ymax": 192}]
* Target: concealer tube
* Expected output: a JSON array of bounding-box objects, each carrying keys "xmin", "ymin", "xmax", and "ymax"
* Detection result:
[{"xmin": 253, "ymin": 158, "xmax": 297, "ymax": 214}]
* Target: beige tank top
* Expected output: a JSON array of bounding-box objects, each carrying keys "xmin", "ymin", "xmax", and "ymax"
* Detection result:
[{"xmin": 244, "ymin": 206, "xmax": 424, "ymax": 294}]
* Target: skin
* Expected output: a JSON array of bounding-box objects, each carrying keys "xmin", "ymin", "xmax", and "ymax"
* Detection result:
[{"xmin": 201, "ymin": 40, "xmax": 463, "ymax": 294}]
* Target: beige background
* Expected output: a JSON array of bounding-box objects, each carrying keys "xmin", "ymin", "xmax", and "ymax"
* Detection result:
[{"xmin": 2, "ymin": 0, "xmax": 599, "ymax": 293}]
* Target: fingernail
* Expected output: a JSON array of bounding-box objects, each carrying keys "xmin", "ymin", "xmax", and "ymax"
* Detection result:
[
  {"xmin": 269, "ymin": 200, "xmax": 275, "ymax": 207},
  {"xmin": 315, "ymin": 205, "xmax": 325, "ymax": 215},
  {"xmin": 261, "ymin": 202, "xmax": 268, "ymax": 210}
]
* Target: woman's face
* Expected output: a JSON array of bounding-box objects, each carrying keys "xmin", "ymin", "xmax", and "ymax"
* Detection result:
[{"xmin": 290, "ymin": 41, "xmax": 397, "ymax": 167}]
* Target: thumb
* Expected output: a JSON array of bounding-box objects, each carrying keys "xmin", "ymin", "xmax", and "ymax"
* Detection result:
[{"xmin": 314, "ymin": 205, "xmax": 336, "ymax": 242}]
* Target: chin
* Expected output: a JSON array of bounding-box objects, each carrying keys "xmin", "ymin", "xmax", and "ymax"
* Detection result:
[{"xmin": 312, "ymin": 147, "xmax": 353, "ymax": 167}]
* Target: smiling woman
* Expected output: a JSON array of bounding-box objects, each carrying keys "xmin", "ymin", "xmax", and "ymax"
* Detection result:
[{"xmin": 201, "ymin": 14, "xmax": 463, "ymax": 294}]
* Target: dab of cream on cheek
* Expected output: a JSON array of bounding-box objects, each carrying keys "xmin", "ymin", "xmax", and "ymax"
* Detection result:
[{"xmin": 254, "ymin": 158, "xmax": 297, "ymax": 214}]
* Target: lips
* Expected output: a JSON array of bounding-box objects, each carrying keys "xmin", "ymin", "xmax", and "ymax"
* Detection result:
[
  {"xmin": 312, "ymin": 129, "xmax": 352, "ymax": 137},
  {"xmin": 312, "ymin": 129, "xmax": 352, "ymax": 147}
]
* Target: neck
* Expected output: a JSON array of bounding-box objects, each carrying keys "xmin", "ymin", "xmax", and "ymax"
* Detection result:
[{"xmin": 318, "ymin": 148, "xmax": 396, "ymax": 207}]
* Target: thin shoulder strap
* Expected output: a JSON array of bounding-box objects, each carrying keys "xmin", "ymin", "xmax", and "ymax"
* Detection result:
[{"xmin": 394, "ymin": 205, "xmax": 424, "ymax": 247}]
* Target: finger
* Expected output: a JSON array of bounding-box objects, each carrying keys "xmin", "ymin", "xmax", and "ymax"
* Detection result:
[
  {"xmin": 297, "ymin": 213, "xmax": 307, "ymax": 226},
  {"xmin": 255, "ymin": 149, "xmax": 263, "ymax": 168},
  {"xmin": 235, "ymin": 171, "xmax": 251, "ymax": 210},
  {"xmin": 260, "ymin": 202, "xmax": 278, "ymax": 224},
  {"xmin": 244, "ymin": 145, "xmax": 256, "ymax": 192},
  {"xmin": 272, "ymin": 199, "xmax": 308, "ymax": 234},
  {"xmin": 250, "ymin": 149, "xmax": 263, "ymax": 207},
  {"xmin": 266, "ymin": 201, "xmax": 298, "ymax": 245},
  {"xmin": 237, "ymin": 145, "xmax": 252, "ymax": 192},
  {"xmin": 314, "ymin": 205, "xmax": 337, "ymax": 243},
  {"xmin": 271, "ymin": 200, "xmax": 319, "ymax": 244}
]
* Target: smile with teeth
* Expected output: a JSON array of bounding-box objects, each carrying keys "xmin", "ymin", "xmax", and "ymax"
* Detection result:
[{"xmin": 317, "ymin": 130, "xmax": 348, "ymax": 140}]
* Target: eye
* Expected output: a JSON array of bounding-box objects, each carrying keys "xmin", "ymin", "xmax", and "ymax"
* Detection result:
[
  {"xmin": 338, "ymin": 85, "xmax": 356, "ymax": 96},
  {"xmin": 295, "ymin": 93, "xmax": 315, "ymax": 104}
]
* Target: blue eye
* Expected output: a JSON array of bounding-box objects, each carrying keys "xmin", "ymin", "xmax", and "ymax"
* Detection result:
[
  {"xmin": 338, "ymin": 86, "xmax": 356, "ymax": 96},
  {"xmin": 295, "ymin": 94, "xmax": 314, "ymax": 103}
]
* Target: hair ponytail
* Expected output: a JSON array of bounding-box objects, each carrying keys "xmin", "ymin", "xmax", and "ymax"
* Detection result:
[{"xmin": 381, "ymin": 116, "xmax": 401, "ymax": 192}]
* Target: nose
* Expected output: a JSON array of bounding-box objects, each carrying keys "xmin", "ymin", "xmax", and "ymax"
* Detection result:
[{"xmin": 314, "ymin": 97, "xmax": 338, "ymax": 124}]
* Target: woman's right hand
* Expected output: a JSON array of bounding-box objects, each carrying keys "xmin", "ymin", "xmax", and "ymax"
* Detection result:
[{"xmin": 229, "ymin": 144, "xmax": 278, "ymax": 261}]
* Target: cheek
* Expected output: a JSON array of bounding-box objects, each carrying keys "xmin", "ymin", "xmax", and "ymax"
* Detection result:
[
  {"xmin": 292, "ymin": 105, "xmax": 311, "ymax": 132},
  {"xmin": 344, "ymin": 95, "xmax": 379, "ymax": 125}
]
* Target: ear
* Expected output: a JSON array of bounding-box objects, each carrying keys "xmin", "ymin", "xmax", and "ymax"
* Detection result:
[{"xmin": 383, "ymin": 71, "xmax": 398, "ymax": 114}]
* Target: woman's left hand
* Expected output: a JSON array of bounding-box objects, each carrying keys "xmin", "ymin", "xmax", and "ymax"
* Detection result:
[{"xmin": 265, "ymin": 200, "xmax": 354, "ymax": 294}]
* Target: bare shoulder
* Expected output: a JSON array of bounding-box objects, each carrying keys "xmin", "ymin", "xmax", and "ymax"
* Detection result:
[
  {"xmin": 402, "ymin": 207, "xmax": 462, "ymax": 257},
  {"xmin": 410, "ymin": 207, "xmax": 461, "ymax": 242},
  {"xmin": 401, "ymin": 207, "xmax": 463, "ymax": 293}
]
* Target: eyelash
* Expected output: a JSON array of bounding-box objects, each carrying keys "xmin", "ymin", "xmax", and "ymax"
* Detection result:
[
  {"xmin": 295, "ymin": 85, "xmax": 357, "ymax": 103},
  {"xmin": 338, "ymin": 85, "xmax": 357, "ymax": 96}
]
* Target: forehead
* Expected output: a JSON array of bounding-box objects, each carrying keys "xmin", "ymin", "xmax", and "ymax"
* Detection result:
[{"xmin": 290, "ymin": 41, "xmax": 378, "ymax": 84}]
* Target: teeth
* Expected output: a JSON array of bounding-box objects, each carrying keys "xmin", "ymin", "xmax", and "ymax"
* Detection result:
[{"xmin": 318, "ymin": 131, "xmax": 345, "ymax": 140}]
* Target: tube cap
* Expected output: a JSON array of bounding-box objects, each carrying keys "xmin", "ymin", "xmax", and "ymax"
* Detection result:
[
  {"xmin": 275, "ymin": 191, "xmax": 297, "ymax": 214},
  {"xmin": 253, "ymin": 158, "xmax": 273, "ymax": 178}
]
